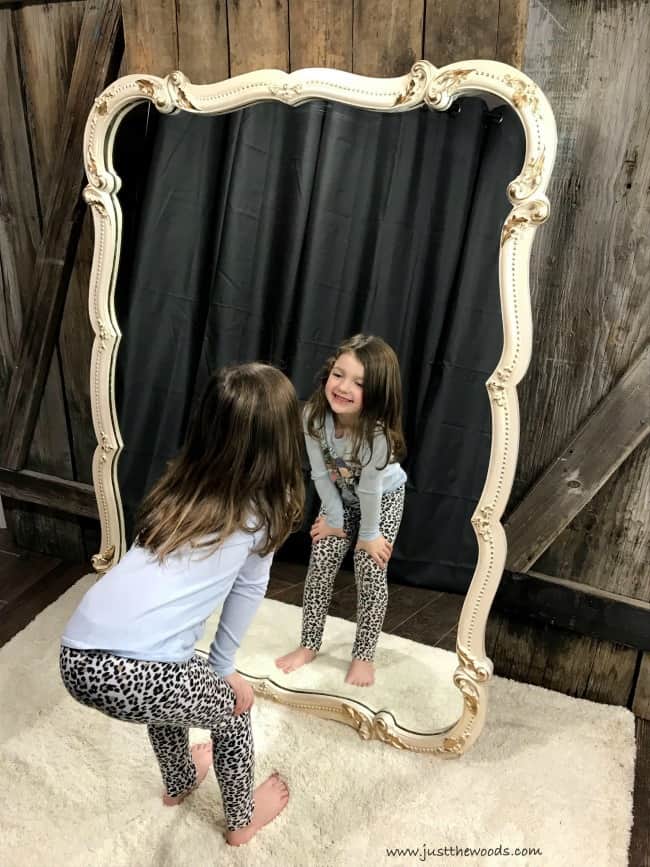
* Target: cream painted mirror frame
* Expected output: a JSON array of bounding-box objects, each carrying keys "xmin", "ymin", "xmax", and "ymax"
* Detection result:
[{"xmin": 82, "ymin": 59, "xmax": 557, "ymax": 757}]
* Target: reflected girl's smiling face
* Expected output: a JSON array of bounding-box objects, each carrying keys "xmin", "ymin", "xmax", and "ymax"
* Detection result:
[{"xmin": 325, "ymin": 352, "xmax": 364, "ymax": 420}]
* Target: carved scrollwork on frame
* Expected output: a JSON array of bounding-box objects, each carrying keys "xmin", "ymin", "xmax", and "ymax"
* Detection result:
[
  {"xmin": 427, "ymin": 68, "xmax": 476, "ymax": 109},
  {"xmin": 471, "ymin": 505, "xmax": 495, "ymax": 543},
  {"xmin": 502, "ymin": 74, "xmax": 541, "ymax": 117},
  {"xmin": 91, "ymin": 544, "xmax": 116, "ymax": 572},
  {"xmin": 268, "ymin": 82, "xmax": 304, "ymax": 101},
  {"xmin": 394, "ymin": 60, "xmax": 432, "ymax": 107},
  {"xmin": 82, "ymin": 58, "xmax": 556, "ymax": 756},
  {"xmin": 501, "ymin": 196, "xmax": 551, "ymax": 245},
  {"xmin": 456, "ymin": 647, "xmax": 492, "ymax": 683},
  {"xmin": 165, "ymin": 71, "xmax": 198, "ymax": 111},
  {"xmin": 341, "ymin": 705, "xmax": 410, "ymax": 749},
  {"xmin": 83, "ymin": 186, "xmax": 109, "ymax": 218},
  {"xmin": 508, "ymin": 151, "xmax": 546, "ymax": 202}
]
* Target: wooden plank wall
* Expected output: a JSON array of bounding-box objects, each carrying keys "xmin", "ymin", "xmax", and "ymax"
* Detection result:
[
  {"xmin": 489, "ymin": 0, "xmax": 650, "ymax": 710},
  {"xmin": 0, "ymin": 2, "xmax": 88, "ymax": 558},
  {"xmin": 1, "ymin": 0, "xmax": 648, "ymax": 709}
]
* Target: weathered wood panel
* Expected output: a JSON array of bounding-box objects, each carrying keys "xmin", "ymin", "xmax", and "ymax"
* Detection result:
[
  {"xmin": 353, "ymin": 0, "xmax": 423, "ymax": 75},
  {"xmin": 120, "ymin": 0, "xmax": 178, "ymax": 76},
  {"xmin": 288, "ymin": 0, "xmax": 353, "ymax": 71},
  {"xmin": 0, "ymin": 10, "xmax": 39, "ymax": 400},
  {"xmin": 227, "ymin": 0, "xmax": 289, "ymax": 75},
  {"xmin": 0, "ymin": 0, "xmax": 122, "ymax": 471},
  {"xmin": 514, "ymin": 0, "xmax": 650, "ymax": 598},
  {"xmin": 0, "ymin": 6, "xmax": 85, "ymax": 560},
  {"xmin": 633, "ymin": 652, "xmax": 650, "ymax": 719},
  {"xmin": 505, "ymin": 344, "xmax": 650, "ymax": 573},
  {"xmin": 424, "ymin": 0, "xmax": 528, "ymax": 68},
  {"xmin": 425, "ymin": 0, "xmax": 499, "ymax": 66},
  {"xmin": 486, "ymin": 610, "xmax": 638, "ymax": 706},
  {"xmin": 535, "ymin": 442, "xmax": 650, "ymax": 599},
  {"xmin": 176, "ymin": 0, "xmax": 228, "ymax": 82},
  {"xmin": 0, "ymin": 469, "xmax": 97, "ymax": 519},
  {"xmin": 630, "ymin": 718, "xmax": 650, "ymax": 861},
  {"xmin": 15, "ymin": 2, "xmax": 96, "ymax": 490},
  {"xmin": 495, "ymin": 0, "xmax": 528, "ymax": 68}
]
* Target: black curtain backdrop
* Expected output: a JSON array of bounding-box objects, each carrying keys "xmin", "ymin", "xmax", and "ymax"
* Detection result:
[{"xmin": 112, "ymin": 96, "xmax": 525, "ymax": 593}]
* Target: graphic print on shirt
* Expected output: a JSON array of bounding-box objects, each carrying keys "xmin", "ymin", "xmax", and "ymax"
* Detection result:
[{"xmin": 318, "ymin": 430, "xmax": 362, "ymax": 498}]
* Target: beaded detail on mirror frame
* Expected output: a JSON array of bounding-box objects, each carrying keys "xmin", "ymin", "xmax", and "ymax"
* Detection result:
[{"xmin": 82, "ymin": 59, "xmax": 557, "ymax": 755}]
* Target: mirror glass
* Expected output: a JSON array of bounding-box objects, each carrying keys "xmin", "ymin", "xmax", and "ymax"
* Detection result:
[{"xmin": 111, "ymin": 94, "xmax": 525, "ymax": 733}]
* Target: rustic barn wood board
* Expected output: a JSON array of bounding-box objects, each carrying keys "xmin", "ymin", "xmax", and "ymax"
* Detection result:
[
  {"xmin": 0, "ymin": 468, "xmax": 97, "ymax": 520},
  {"xmin": 505, "ymin": 343, "xmax": 650, "ymax": 571},
  {"xmin": 0, "ymin": 0, "xmax": 121, "ymax": 473},
  {"xmin": 495, "ymin": 569, "xmax": 650, "ymax": 651},
  {"xmin": 486, "ymin": 609, "xmax": 638, "ymax": 707},
  {"xmin": 227, "ymin": 0, "xmax": 289, "ymax": 75},
  {"xmin": 424, "ymin": 0, "xmax": 528, "ymax": 68},
  {"xmin": 176, "ymin": 0, "xmax": 229, "ymax": 82},
  {"xmin": 288, "ymin": 0, "xmax": 353, "ymax": 71},
  {"xmin": 0, "ymin": 6, "xmax": 86, "ymax": 558},
  {"xmin": 515, "ymin": 0, "xmax": 650, "ymax": 596},
  {"xmin": 120, "ymin": 0, "xmax": 178, "ymax": 76},
  {"xmin": 14, "ymin": 2, "xmax": 97, "ymax": 490},
  {"xmin": 354, "ymin": 0, "xmax": 423, "ymax": 75},
  {"xmin": 633, "ymin": 653, "xmax": 650, "ymax": 719}
]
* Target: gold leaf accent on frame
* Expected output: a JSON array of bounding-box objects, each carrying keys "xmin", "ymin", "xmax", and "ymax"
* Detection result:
[
  {"xmin": 167, "ymin": 71, "xmax": 197, "ymax": 110},
  {"xmin": 341, "ymin": 704, "xmax": 409, "ymax": 748},
  {"xmin": 501, "ymin": 197, "xmax": 551, "ymax": 244},
  {"xmin": 438, "ymin": 735, "xmax": 466, "ymax": 755},
  {"xmin": 456, "ymin": 647, "xmax": 492, "ymax": 683},
  {"xmin": 94, "ymin": 88, "xmax": 116, "ymax": 117},
  {"xmin": 486, "ymin": 380, "xmax": 507, "ymax": 407},
  {"xmin": 86, "ymin": 151, "xmax": 100, "ymax": 187},
  {"xmin": 501, "ymin": 213, "xmax": 529, "ymax": 246},
  {"xmin": 508, "ymin": 149, "xmax": 545, "ymax": 201},
  {"xmin": 428, "ymin": 68, "xmax": 476, "ymax": 107},
  {"xmin": 394, "ymin": 61, "xmax": 430, "ymax": 106},
  {"xmin": 503, "ymin": 74, "xmax": 540, "ymax": 115},
  {"xmin": 136, "ymin": 78, "xmax": 156, "ymax": 98},
  {"xmin": 83, "ymin": 186, "xmax": 109, "ymax": 218},
  {"xmin": 92, "ymin": 545, "xmax": 116, "ymax": 571}
]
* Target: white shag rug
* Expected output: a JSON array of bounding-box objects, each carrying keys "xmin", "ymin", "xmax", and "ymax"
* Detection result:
[{"xmin": 0, "ymin": 575, "xmax": 636, "ymax": 867}]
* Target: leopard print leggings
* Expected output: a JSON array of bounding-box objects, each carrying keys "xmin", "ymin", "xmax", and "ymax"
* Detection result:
[
  {"xmin": 59, "ymin": 645, "xmax": 253, "ymax": 831},
  {"xmin": 300, "ymin": 484, "xmax": 405, "ymax": 661}
]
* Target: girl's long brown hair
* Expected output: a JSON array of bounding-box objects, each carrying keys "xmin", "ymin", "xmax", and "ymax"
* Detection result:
[
  {"xmin": 305, "ymin": 334, "xmax": 406, "ymax": 469},
  {"xmin": 133, "ymin": 363, "xmax": 305, "ymax": 562}
]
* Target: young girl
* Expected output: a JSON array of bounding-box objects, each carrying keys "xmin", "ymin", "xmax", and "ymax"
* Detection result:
[
  {"xmin": 276, "ymin": 334, "xmax": 406, "ymax": 687},
  {"xmin": 59, "ymin": 363, "xmax": 305, "ymax": 847}
]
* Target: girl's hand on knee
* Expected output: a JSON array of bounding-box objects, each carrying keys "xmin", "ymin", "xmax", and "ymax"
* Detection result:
[
  {"xmin": 223, "ymin": 671, "xmax": 255, "ymax": 715},
  {"xmin": 355, "ymin": 536, "xmax": 393, "ymax": 569},
  {"xmin": 310, "ymin": 515, "xmax": 347, "ymax": 543}
]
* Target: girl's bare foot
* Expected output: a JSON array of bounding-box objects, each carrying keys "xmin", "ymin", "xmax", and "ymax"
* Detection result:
[
  {"xmin": 226, "ymin": 771, "xmax": 290, "ymax": 846},
  {"xmin": 345, "ymin": 658, "xmax": 375, "ymax": 686},
  {"xmin": 275, "ymin": 646, "xmax": 317, "ymax": 673},
  {"xmin": 162, "ymin": 741, "xmax": 213, "ymax": 806}
]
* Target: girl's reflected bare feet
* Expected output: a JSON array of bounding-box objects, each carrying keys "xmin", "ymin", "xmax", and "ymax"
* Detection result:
[
  {"xmin": 345, "ymin": 658, "xmax": 375, "ymax": 686},
  {"xmin": 162, "ymin": 741, "xmax": 213, "ymax": 805},
  {"xmin": 275, "ymin": 646, "xmax": 317, "ymax": 673},
  {"xmin": 226, "ymin": 772, "xmax": 290, "ymax": 846}
]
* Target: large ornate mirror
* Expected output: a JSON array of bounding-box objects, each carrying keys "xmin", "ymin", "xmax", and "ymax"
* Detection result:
[{"xmin": 84, "ymin": 61, "xmax": 556, "ymax": 755}]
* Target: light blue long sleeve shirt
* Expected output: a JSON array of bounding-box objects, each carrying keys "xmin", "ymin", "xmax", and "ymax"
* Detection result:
[
  {"xmin": 304, "ymin": 410, "xmax": 406, "ymax": 541},
  {"xmin": 60, "ymin": 523, "xmax": 272, "ymax": 677}
]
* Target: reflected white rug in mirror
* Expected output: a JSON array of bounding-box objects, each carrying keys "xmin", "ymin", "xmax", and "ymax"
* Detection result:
[
  {"xmin": 197, "ymin": 595, "xmax": 465, "ymax": 732},
  {"xmin": 1, "ymin": 575, "xmax": 635, "ymax": 867}
]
